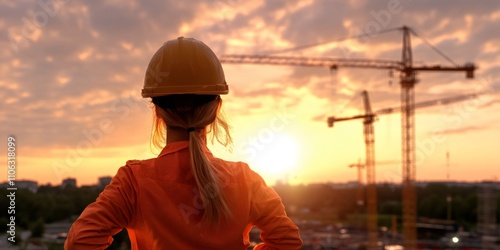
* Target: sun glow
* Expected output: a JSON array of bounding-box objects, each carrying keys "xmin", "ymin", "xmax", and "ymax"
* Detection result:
[{"xmin": 248, "ymin": 133, "xmax": 300, "ymax": 177}]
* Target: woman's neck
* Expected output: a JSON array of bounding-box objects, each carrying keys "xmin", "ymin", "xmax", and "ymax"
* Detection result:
[
  {"xmin": 166, "ymin": 126, "xmax": 189, "ymax": 144},
  {"xmin": 166, "ymin": 126, "xmax": 206, "ymax": 144}
]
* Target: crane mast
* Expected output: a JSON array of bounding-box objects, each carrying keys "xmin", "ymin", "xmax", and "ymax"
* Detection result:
[
  {"xmin": 349, "ymin": 160, "xmax": 365, "ymax": 207},
  {"xmin": 400, "ymin": 26, "xmax": 417, "ymax": 250},
  {"xmin": 362, "ymin": 91, "xmax": 378, "ymax": 250},
  {"xmin": 329, "ymin": 90, "xmax": 378, "ymax": 249}
]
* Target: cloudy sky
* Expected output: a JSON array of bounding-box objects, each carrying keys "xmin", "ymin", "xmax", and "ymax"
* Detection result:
[{"xmin": 1, "ymin": 0, "xmax": 499, "ymax": 186}]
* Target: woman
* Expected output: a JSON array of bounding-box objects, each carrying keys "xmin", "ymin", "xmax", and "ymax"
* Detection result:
[{"xmin": 65, "ymin": 37, "xmax": 302, "ymax": 250}]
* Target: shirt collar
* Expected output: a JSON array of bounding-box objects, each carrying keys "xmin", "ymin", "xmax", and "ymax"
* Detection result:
[
  {"xmin": 158, "ymin": 141, "xmax": 190, "ymax": 158},
  {"xmin": 157, "ymin": 140, "xmax": 213, "ymax": 158}
]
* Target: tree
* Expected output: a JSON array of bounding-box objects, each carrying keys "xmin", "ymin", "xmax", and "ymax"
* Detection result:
[{"xmin": 30, "ymin": 218, "xmax": 45, "ymax": 238}]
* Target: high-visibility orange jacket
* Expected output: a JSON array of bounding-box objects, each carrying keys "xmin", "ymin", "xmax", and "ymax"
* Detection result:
[{"xmin": 65, "ymin": 141, "xmax": 302, "ymax": 249}]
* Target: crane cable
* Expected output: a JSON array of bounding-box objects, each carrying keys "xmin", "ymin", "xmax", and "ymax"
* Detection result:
[
  {"xmin": 410, "ymin": 29, "xmax": 459, "ymax": 67},
  {"xmin": 260, "ymin": 26, "xmax": 461, "ymax": 68},
  {"xmin": 333, "ymin": 91, "xmax": 362, "ymax": 117},
  {"xmin": 260, "ymin": 27, "xmax": 401, "ymax": 55},
  {"xmin": 257, "ymin": 27, "xmax": 400, "ymax": 116},
  {"xmin": 253, "ymin": 25, "xmax": 473, "ymax": 118}
]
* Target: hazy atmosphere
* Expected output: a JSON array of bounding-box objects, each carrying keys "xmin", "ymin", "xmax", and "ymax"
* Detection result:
[{"xmin": 1, "ymin": 0, "xmax": 499, "ymax": 186}]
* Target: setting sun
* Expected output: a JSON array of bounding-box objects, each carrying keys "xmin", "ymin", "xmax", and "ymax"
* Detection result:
[{"xmin": 249, "ymin": 133, "xmax": 300, "ymax": 178}]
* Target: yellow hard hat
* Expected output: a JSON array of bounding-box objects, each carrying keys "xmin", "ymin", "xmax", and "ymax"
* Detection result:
[{"xmin": 142, "ymin": 37, "xmax": 229, "ymax": 98}]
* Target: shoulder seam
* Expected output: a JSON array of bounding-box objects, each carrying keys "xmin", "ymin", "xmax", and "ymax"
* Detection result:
[{"xmin": 126, "ymin": 160, "xmax": 142, "ymax": 166}]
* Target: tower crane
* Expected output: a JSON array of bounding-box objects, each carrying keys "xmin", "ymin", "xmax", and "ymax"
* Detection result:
[
  {"xmin": 220, "ymin": 26, "xmax": 476, "ymax": 250},
  {"xmin": 329, "ymin": 90, "xmax": 485, "ymax": 249},
  {"xmin": 349, "ymin": 159, "xmax": 365, "ymax": 207},
  {"xmin": 446, "ymin": 151, "xmax": 452, "ymax": 221},
  {"xmin": 340, "ymin": 90, "xmax": 377, "ymax": 249}
]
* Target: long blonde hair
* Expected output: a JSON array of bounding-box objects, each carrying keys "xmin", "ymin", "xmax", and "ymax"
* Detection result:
[{"xmin": 151, "ymin": 95, "xmax": 232, "ymax": 226}]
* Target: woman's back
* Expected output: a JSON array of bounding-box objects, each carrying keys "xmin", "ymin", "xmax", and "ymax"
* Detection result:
[{"xmin": 65, "ymin": 141, "xmax": 301, "ymax": 249}]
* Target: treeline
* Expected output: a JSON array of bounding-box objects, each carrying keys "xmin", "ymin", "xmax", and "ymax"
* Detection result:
[
  {"xmin": 274, "ymin": 182, "xmax": 500, "ymax": 230},
  {"xmin": 0, "ymin": 185, "xmax": 102, "ymax": 231},
  {"xmin": 0, "ymin": 184, "xmax": 131, "ymax": 248},
  {"xmin": 1, "ymin": 182, "xmax": 498, "ymax": 235}
]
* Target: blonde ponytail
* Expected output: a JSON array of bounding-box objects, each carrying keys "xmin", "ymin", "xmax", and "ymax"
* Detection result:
[
  {"xmin": 152, "ymin": 96, "xmax": 232, "ymax": 226},
  {"xmin": 188, "ymin": 130, "xmax": 232, "ymax": 226}
]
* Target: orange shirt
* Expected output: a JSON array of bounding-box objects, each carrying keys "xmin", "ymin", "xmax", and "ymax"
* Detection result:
[{"xmin": 65, "ymin": 141, "xmax": 302, "ymax": 249}]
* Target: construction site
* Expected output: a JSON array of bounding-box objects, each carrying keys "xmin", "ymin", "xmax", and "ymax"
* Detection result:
[{"xmin": 253, "ymin": 180, "xmax": 500, "ymax": 250}]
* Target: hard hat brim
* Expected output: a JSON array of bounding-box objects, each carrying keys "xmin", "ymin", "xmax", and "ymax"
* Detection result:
[{"xmin": 142, "ymin": 84, "xmax": 229, "ymax": 98}]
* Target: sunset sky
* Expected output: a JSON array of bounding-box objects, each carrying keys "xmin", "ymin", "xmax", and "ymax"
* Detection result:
[{"xmin": 1, "ymin": 0, "xmax": 499, "ymax": 187}]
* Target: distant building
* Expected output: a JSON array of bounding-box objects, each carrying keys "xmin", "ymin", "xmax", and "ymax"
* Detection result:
[
  {"xmin": 62, "ymin": 178, "xmax": 77, "ymax": 188},
  {"xmin": 98, "ymin": 176, "xmax": 112, "ymax": 188},
  {"xmin": 327, "ymin": 181, "xmax": 359, "ymax": 189},
  {"xmin": 0, "ymin": 180, "xmax": 38, "ymax": 192},
  {"xmin": 17, "ymin": 180, "xmax": 38, "ymax": 193},
  {"xmin": 416, "ymin": 181, "xmax": 479, "ymax": 188}
]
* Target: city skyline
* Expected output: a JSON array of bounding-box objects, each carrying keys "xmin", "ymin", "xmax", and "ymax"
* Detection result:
[{"xmin": 3, "ymin": 178, "xmax": 499, "ymax": 190}]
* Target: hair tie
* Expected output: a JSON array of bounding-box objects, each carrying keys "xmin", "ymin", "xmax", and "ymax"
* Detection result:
[{"xmin": 187, "ymin": 127, "xmax": 196, "ymax": 133}]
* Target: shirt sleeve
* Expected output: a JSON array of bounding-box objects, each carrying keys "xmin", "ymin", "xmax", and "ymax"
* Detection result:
[
  {"xmin": 248, "ymin": 169, "xmax": 302, "ymax": 250},
  {"xmin": 64, "ymin": 162, "xmax": 138, "ymax": 250}
]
